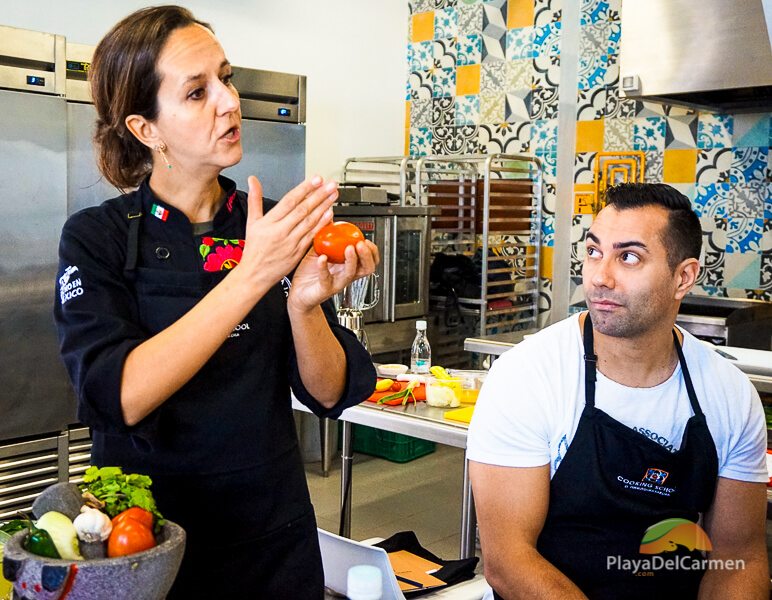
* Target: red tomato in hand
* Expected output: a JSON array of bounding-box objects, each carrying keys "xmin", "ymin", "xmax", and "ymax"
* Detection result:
[
  {"xmin": 313, "ymin": 221, "xmax": 365, "ymax": 264},
  {"xmin": 112, "ymin": 507, "xmax": 154, "ymax": 530},
  {"xmin": 107, "ymin": 518, "xmax": 156, "ymax": 557}
]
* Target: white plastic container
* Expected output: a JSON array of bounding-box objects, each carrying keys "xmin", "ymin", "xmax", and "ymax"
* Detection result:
[{"xmin": 347, "ymin": 564, "xmax": 382, "ymax": 600}]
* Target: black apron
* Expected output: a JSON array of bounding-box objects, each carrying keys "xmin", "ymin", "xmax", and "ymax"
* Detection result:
[
  {"xmin": 122, "ymin": 198, "xmax": 323, "ymax": 600},
  {"xmin": 493, "ymin": 314, "xmax": 718, "ymax": 600}
]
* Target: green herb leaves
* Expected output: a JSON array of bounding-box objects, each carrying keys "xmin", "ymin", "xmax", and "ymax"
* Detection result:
[{"xmin": 80, "ymin": 466, "xmax": 163, "ymax": 524}]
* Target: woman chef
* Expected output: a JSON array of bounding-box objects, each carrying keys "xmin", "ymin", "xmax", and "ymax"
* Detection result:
[{"xmin": 53, "ymin": 6, "xmax": 378, "ymax": 598}]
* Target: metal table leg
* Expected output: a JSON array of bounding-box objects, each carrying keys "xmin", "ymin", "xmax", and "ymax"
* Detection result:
[
  {"xmin": 339, "ymin": 420, "xmax": 353, "ymax": 538},
  {"xmin": 460, "ymin": 455, "xmax": 477, "ymax": 558},
  {"xmin": 319, "ymin": 417, "xmax": 333, "ymax": 477}
]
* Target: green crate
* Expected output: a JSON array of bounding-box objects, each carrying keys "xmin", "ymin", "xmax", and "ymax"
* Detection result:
[{"xmin": 343, "ymin": 424, "xmax": 436, "ymax": 463}]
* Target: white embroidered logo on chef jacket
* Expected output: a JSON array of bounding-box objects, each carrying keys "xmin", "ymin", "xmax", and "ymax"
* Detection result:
[{"xmin": 59, "ymin": 265, "xmax": 84, "ymax": 305}]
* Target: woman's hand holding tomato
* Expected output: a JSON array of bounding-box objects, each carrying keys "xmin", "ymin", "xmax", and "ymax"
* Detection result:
[
  {"xmin": 312, "ymin": 222, "xmax": 365, "ymax": 264},
  {"xmin": 288, "ymin": 227, "xmax": 379, "ymax": 314},
  {"xmin": 237, "ymin": 174, "xmax": 339, "ymax": 294}
]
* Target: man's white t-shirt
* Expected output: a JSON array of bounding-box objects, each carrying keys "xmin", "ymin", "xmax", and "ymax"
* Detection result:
[{"xmin": 467, "ymin": 313, "xmax": 767, "ymax": 483}]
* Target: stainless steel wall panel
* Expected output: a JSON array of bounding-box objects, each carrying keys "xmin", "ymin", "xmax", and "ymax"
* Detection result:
[
  {"xmin": 222, "ymin": 120, "xmax": 306, "ymax": 200},
  {"xmin": 0, "ymin": 88, "xmax": 76, "ymax": 440},
  {"xmin": 66, "ymin": 101, "xmax": 118, "ymax": 215}
]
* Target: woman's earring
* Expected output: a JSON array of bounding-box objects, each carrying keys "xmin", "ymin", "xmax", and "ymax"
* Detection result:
[{"xmin": 155, "ymin": 143, "xmax": 172, "ymax": 170}]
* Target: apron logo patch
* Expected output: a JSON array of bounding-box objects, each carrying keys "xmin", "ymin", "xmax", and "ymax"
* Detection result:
[
  {"xmin": 59, "ymin": 265, "xmax": 83, "ymax": 305},
  {"xmin": 150, "ymin": 203, "xmax": 169, "ymax": 221},
  {"xmin": 642, "ymin": 467, "xmax": 669, "ymax": 485},
  {"xmin": 607, "ymin": 519, "xmax": 745, "ymax": 576},
  {"xmin": 616, "ymin": 471, "xmax": 675, "ymax": 497},
  {"xmin": 639, "ymin": 518, "xmax": 712, "ymax": 555}
]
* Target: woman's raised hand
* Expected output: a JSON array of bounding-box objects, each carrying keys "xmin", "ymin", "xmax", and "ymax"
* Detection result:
[
  {"xmin": 287, "ymin": 239, "xmax": 380, "ymax": 315},
  {"xmin": 238, "ymin": 174, "xmax": 337, "ymax": 286}
]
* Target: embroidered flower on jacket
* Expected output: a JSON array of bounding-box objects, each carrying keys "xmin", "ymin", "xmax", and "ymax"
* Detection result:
[{"xmin": 200, "ymin": 237, "xmax": 245, "ymax": 271}]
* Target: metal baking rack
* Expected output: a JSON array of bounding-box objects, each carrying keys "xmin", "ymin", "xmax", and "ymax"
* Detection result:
[
  {"xmin": 340, "ymin": 156, "xmax": 421, "ymax": 205},
  {"xmin": 416, "ymin": 154, "xmax": 543, "ymax": 341},
  {"xmin": 340, "ymin": 154, "xmax": 542, "ymax": 366}
]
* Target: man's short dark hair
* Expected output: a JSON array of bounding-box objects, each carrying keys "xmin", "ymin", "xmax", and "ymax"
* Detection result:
[{"xmin": 603, "ymin": 183, "xmax": 702, "ymax": 271}]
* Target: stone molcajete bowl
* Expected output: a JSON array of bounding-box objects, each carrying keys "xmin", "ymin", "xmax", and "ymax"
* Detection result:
[{"xmin": 2, "ymin": 483, "xmax": 186, "ymax": 600}]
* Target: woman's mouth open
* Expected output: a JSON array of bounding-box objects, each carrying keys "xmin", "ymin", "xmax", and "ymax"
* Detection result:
[{"xmin": 221, "ymin": 126, "xmax": 240, "ymax": 142}]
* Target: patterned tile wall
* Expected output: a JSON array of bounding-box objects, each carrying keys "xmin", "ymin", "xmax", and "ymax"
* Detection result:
[{"xmin": 406, "ymin": 0, "xmax": 772, "ymax": 306}]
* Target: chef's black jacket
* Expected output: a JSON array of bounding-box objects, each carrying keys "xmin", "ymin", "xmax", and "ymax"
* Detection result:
[{"xmin": 54, "ymin": 175, "xmax": 375, "ymax": 597}]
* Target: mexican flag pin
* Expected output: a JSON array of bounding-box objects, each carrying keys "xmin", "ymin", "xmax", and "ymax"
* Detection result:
[{"xmin": 151, "ymin": 203, "xmax": 169, "ymax": 222}]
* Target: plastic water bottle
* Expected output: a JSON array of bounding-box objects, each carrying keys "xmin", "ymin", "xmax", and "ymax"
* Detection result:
[
  {"xmin": 410, "ymin": 319, "xmax": 431, "ymax": 374},
  {"xmin": 347, "ymin": 564, "xmax": 382, "ymax": 600}
]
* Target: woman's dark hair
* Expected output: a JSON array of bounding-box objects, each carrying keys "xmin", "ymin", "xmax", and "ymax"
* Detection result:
[
  {"xmin": 603, "ymin": 183, "xmax": 702, "ymax": 272},
  {"xmin": 90, "ymin": 6, "xmax": 212, "ymax": 189}
]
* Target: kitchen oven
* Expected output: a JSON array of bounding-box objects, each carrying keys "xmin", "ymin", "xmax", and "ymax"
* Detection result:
[{"xmin": 333, "ymin": 204, "xmax": 434, "ymax": 324}]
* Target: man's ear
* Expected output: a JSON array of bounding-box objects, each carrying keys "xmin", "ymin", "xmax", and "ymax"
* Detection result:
[
  {"xmin": 674, "ymin": 258, "xmax": 699, "ymax": 300},
  {"xmin": 125, "ymin": 114, "xmax": 160, "ymax": 150}
]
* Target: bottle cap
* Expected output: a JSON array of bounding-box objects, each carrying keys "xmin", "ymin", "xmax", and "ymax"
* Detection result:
[
  {"xmin": 416, "ymin": 319, "xmax": 427, "ymax": 330},
  {"xmin": 347, "ymin": 565, "xmax": 382, "ymax": 600}
]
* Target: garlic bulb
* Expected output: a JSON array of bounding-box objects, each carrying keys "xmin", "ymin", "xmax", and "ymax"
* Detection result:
[{"xmin": 73, "ymin": 506, "xmax": 112, "ymax": 542}]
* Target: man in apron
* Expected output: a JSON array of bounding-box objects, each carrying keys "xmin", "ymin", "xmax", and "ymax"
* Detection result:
[{"xmin": 468, "ymin": 183, "xmax": 768, "ymax": 599}]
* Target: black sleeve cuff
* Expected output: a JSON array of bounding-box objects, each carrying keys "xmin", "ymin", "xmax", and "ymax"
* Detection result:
[{"xmin": 289, "ymin": 300, "xmax": 376, "ymax": 419}]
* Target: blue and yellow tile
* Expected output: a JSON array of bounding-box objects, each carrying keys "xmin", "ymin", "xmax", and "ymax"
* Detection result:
[
  {"xmin": 533, "ymin": 21, "xmax": 562, "ymax": 56},
  {"xmin": 506, "ymin": 27, "xmax": 535, "ymax": 59},
  {"xmin": 664, "ymin": 115, "xmax": 698, "ymax": 149},
  {"xmin": 530, "ymin": 85, "xmax": 559, "ymax": 119},
  {"xmin": 434, "ymin": 38, "xmax": 457, "ymax": 68},
  {"xmin": 434, "ymin": 7, "xmax": 459, "ymax": 38},
  {"xmin": 725, "ymin": 217, "xmax": 763, "ymax": 253},
  {"xmin": 532, "ymin": 53, "xmax": 561, "ymax": 88},
  {"xmin": 507, "ymin": 58, "xmax": 533, "ymax": 90},
  {"xmin": 730, "ymin": 147, "xmax": 768, "ymax": 185},
  {"xmin": 432, "ymin": 66, "xmax": 456, "ymax": 97},
  {"xmin": 432, "ymin": 96, "xmax": 456, "ymax": 126},
  {"xmin": 458, "ymin": 2, "xmax": 484, "ymax": 33},
  {"xmin": 457, "ymin": 34, "xmax": 482, "ymax": 65},
  {"xmin": 632, "ymin": 117, "xmax": 666, "ymax": 151},
  {"xmin": 577, "ymin": 86, "xmax": 605, "ymax": 121},
  {"xmin": 409, "ymin": 127, "xmax": 433, "ymax": 156},
  {"xmin": 410, "ymin": 41, "xmax": 435, "ymax": 71},
  {"xmin": 456, "ymin": 94, "xmax": 481, "ymax": 125},
  {"xmin": 534, "ymin": 0, "xmax": 562, "ymax": 28},
  {"xmin": 505, "ymin": 90, "xmax": 531, "ymax": 121},
  {"xmin": 412, "ymin": 11, "xmax": 435, "ymax": 43},
  {"xmin": 697, "ymin": 113, "xmax": 733, "ymax": 149},
  {"xmin": 508, "ymin": 0, "xmax": 534, "ymax": 28},
  {"xmin": 581, "ymin": 0, "xmax": 609, "ymax": 25},
  {"xmin": 408, "ymin": 69, "xmax": 433, "ymax": 101},
  {"xmin": 603, "ymin": 117, "xmax": 633, "ymax": 150}
]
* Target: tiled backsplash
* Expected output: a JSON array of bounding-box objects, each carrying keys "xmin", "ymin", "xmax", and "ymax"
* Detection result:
[{"xmin": 406, "ymin": 0, "xmax": 772, "ymax": 309}]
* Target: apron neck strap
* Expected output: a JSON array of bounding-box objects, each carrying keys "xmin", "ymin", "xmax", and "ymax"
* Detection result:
[
  {"xmin": 582, "ymin": 314, "xmax": 702, "ymax": 416},
  {"xmin": 673, "ymin": 330, "xmax": 702, "ymax": 416},
  {"xmin": 583, "ymin": 314, "xmax": 598, "ymax": 408},
  {"xmin": 123, "ymin": 195, "xmax": 143, "ymax": 273}
]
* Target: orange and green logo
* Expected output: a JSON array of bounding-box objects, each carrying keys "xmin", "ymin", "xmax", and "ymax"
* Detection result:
[{"xmin": 639, "ymin": 518, "xmax": 712, "ymax": 555}]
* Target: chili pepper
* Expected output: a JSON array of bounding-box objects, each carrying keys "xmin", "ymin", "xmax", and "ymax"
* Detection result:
[
  {"xmin": 24, "ymin": 525, "xmax": 61, "ymax": 559},
  {"xmin": 377, "ymin": 380, "xmax": 419, "ymax": 406},
  {"xmin": 0, "ymin": 519, "xmax": 28, "ymax": 536}
]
